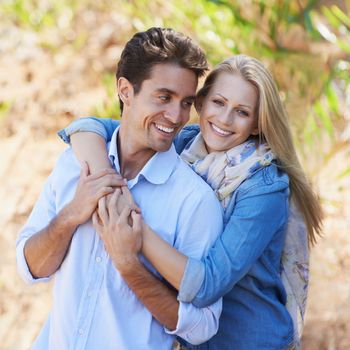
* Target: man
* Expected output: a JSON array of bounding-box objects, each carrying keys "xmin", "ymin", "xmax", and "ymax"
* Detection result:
[{"xmin": 16, "ymin": 28, "xmax": 223, "ymax": 349}]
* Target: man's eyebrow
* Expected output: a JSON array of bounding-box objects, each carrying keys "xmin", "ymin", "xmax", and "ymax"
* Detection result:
[{"xmin": 156, "ymin": 88, "xmax": 196, "ymax": 100}]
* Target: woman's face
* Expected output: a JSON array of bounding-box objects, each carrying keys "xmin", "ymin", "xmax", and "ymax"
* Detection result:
[{"xmin": 199, "ymin": 72, "xmax": 259, "ymax": 153}]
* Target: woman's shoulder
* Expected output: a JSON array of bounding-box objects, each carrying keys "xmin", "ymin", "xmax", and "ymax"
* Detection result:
[
  {"xmin": 174, "ymin": 124, "xmax": 200, "ymax": 153},
  {"xmin": 238, "ymin": 163, "xmax": 289, "ymax": 196}
]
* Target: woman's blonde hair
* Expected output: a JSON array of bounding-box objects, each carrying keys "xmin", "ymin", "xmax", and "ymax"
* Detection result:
[{"xmin": 196, "ymin": 55, "xmax": 323, "ymax": 244}]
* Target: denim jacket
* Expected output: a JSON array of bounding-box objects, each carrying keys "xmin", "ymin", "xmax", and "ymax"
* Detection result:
[{"xmin": 59, "ymin": 118, "xmax": 294, "ymax": 350}]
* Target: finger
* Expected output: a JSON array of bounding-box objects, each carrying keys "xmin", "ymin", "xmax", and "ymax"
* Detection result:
[
  {"xmin": 92, "ymin": 175, "xmax": 127, "ymax": 191},
  {"xmin": 89, "ymin": 168, "xmax": 124, "ymax": 181},
  {"xmin": 108, "ymin": 189, "xmax": 121, "ymax": 223},
  {"xmin": 96, "ymin": 186, "xmax": 114, "ymax": 200},
  {"xmin": 131, "ymin": 211, "xmax": 142, "ymax": 233},
  {"xmin": 121, "ymin": 186, "xmax": 133, "ymax": 204},
  {"xmin": 98, "ymin": 196, "xmax": 109, "ymax": 225},
  {"xmin": 92, "ymin": 211, "xmax": 103, "ymax": 235},
  {"xmin": 119, "ymin": 206, "xmax": 132, "ymax": 227}
]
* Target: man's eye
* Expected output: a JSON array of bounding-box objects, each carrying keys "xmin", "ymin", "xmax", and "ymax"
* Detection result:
[
  {"xmin": 159, "ymin": 95, "xmax": 170, "ymax": 102},
  {"xmin": 183, "ymin": 100, "xmax": 194, "ymax": 108}
]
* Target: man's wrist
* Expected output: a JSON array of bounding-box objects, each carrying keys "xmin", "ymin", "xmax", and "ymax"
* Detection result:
[
  {"xmin": 56, "ymin": 205, "xmax": 81, "ymax": 236},
  {"xmin": 113, "ymin": 254, "xmax": 140, "ymax": 276}
]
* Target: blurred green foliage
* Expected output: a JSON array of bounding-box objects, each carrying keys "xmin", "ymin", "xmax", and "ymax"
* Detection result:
[
  {"xmin": 0, "ymin": 101, "xmax": 12, "ymax": 123},
  {"xmin": 1, "ymin": 0, "xmax": 349, "ymax": 177}
]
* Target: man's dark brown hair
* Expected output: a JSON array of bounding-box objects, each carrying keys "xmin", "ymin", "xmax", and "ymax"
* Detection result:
[{"xmin": 116, "ymin": 27, "xmax": 208, "ymax": 112}]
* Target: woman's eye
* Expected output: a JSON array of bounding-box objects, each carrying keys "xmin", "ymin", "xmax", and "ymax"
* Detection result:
[
  {"xmin": 213, "ymin": 99, "xmax": 224, "ymax": 106},
  {"xmin": 237, "ymin": 109, "xmax": 249, "ymax": 117}
]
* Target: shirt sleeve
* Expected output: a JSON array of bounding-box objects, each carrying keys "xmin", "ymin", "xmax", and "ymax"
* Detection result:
[
  {"xmin": 164, "ymin": 188, "xmax": 223, "ymax": 344},
  {"xmin": 178, "ymin": 182, "xmax": 289, "ymax": 308},
  {"xmin": 165, "ymin": 299, "xmax": 222, "ymax": 345},
  {"xmin": 57, "ymin": 117, "xmax": 120, "ymax": 144},
  {"xmin": 16, "ymin": 172, "xmax": 57, "ymax": 284}
]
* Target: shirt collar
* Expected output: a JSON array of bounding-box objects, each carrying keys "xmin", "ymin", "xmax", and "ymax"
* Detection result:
[{"xmin": 108, "ymin": 126, "xmax": 178, "ymax": 186}]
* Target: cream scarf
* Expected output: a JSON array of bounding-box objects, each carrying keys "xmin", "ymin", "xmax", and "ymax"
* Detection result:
[{"xmin": 181, "ymin": 132, "xmax": 275, "ymax": 209}]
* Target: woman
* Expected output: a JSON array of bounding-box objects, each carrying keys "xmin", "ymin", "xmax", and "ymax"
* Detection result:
[{"xmin": 59, "ymin": 55, "xmax": 322, "ymax": 349}]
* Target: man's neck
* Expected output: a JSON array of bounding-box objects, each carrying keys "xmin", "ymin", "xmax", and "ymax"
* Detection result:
[{"xmin": 117, "ymin": 126, "xmax": 156, "ymax": 180}]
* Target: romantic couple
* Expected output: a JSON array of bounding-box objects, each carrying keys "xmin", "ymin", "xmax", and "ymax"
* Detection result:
[{"xmin": 16, "ymin": 27, "xmax": 322, "ymax": 350}]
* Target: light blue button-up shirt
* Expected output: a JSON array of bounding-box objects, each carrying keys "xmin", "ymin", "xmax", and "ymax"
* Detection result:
[{"xmin": 16, "ymin": 128, "xmax": 223, "ymax": 350}]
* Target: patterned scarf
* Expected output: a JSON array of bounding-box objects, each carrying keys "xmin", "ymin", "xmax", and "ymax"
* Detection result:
[{"xmin": 181, "ymin": 132, "xmax": 275, "ymax": 209}]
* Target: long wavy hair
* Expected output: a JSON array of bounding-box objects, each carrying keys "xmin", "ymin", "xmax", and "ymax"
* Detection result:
[{"xmin": 196, "ymin": 54, "xmax": 323, "ymax": 244}]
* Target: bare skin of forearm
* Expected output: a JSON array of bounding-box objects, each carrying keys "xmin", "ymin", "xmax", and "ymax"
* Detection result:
[
  {"xmin": 71, "ymin": 133, "xmax": 112, "ymax": 172},
  {"xmin": 118, "ymin": 257, "xmax": 179, "ymax": 330},
  {"xmin": 24, "ymin": 206, "xmax": 79, "ymax": 278},
  {"xmin": 142, "ymin": 223, "xmax": 188, "ymax": 290}
]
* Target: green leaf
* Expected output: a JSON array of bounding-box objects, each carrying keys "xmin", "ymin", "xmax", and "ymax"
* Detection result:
[
  {"xmin": 337, "ymin": 165, "xmax": 350, "ymax": 179},
  {"xmin": 331, "ymin": 5, "xmax": 350, "ymax": 27},
  {"xmin": 326, "ymin": 85, "xmax": 339, "ymax": 114}
]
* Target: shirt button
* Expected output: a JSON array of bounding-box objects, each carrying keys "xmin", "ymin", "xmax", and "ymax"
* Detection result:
[
  {"xmin": 95, "ymin": 256, "xmax": 102, "ymax": 263},
  {"xmin": 87, "ymin": 291, "xmax": 92, "ymax": 297},
  {"xmin": 78, "ymin": 329, "xmax": 84, "ymax": 335}
]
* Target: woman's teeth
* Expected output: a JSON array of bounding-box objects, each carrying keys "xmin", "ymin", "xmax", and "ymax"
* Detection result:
[
  {"xmin": 155, "ymin": 124, "xmax": 175, "ymax": 133},
  {"xmin": 211, "ymin": 123, "xmax": 232, "ymax": 136}
]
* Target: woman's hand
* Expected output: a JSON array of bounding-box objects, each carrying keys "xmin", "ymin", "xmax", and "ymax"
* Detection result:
[{"xmin": 93, "ymin": 190, "xmax": 143, "ymax": 273}]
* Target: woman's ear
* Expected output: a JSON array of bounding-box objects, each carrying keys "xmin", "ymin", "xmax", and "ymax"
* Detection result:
[
  {"xmin": 251, "ymin": 126, "xmax": 259, "ymax": 136},
  {"xmin": 117, "ymin": 77, "xmax": 133, "ymax": 107}
]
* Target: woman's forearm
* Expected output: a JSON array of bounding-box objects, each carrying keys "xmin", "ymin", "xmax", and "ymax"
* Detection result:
[
  {"xmin": 142, "ymin": 223, "xmax": 188, "ymax": 290},
  {"xmin": 70, "ymin": 131, "xmax": 189, "ymax": 290},
  {"xmin": 70, "ymin": 132, "xmax": 113, "ymax": 173}
]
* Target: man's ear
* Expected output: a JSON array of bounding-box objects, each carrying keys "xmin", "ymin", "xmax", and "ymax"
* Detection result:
[{"xmin": 117, "ymin": 77, "xmax": 133, "ymax": 107}]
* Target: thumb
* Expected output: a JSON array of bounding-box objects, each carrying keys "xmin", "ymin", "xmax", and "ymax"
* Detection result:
[{"xmin": 81, "ymin": 161, "xmax": 90, "ymax": 178}]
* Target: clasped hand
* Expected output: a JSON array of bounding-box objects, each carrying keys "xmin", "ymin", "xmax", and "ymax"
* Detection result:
[
  {"xmin": 92, "ymin": 187, "xmax": 143, "ymax": 273},
  {"xmin": 65, "ymin": 162, "xmax": 127, "ymax": 227}
]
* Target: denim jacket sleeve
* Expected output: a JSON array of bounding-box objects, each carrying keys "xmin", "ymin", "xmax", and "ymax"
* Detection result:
[
  {"xmin": 57, "ymin": 117, "xmax": 120, "ymax": 144},
  {"xmin": 178, "ymin": 166, "xmax": 289, "ymax": 307}
]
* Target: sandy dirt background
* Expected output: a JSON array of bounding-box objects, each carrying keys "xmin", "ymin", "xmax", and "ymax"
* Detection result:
[{"xmin": 1, "ymin": 11, "xmax": 350, "ymax": 350}]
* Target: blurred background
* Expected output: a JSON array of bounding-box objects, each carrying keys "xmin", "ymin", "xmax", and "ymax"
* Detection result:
[{"xmin": 0, "ymin": 0, "xmax": 349, "ymax": 349}]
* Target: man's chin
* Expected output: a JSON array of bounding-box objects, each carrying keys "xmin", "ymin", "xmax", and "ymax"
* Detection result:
[{"xmin": 152, "ymin": 141, "xmax": 173, "ymax": 153}]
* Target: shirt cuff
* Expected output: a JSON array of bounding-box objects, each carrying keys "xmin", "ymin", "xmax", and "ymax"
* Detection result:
[
  {"xmin": 16, "ymin": 238, "xmax": 51, "ymax": 284},
  {"xmin": 164, "ymin": 302, "xmax": 202, "ymax": 342},
  {"xmin": 178, "ymin": 257, "xmax": 204, "ymax": 302},
  {"xmin": 57, "ymin": 118, "xmax": 108, "ymax": 145}
]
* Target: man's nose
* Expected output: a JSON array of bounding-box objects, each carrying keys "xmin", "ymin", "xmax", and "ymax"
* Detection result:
[{"xmin": 164, "ymin": 104, "xmax": 183, "ymax": 124}]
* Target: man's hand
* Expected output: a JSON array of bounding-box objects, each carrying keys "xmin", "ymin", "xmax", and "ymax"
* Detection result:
[
  {"xmin": 93, "ymin": 190, "xmax": 142, "ymax": 272},
  {"xmin": 65, "ymin": 162, "xmax": 126, "ymax": 227}
]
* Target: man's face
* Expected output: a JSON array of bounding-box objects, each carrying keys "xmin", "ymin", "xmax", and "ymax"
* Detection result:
[{"xmin": 120, "ymin": 63, "xmax": 198, "ymax": 154}]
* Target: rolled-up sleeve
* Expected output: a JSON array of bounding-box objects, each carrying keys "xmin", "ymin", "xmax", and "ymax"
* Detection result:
[
  {"xmin": 165, "ymin": 298, "xmax": 222, "ymax": 345},
  {"xmin": 57, "ymin": 117, "xmax": 119, "ymax": 144},
  {"xmin": 16, "ymin": 173, "xmax": 56, "ymax": 284}
]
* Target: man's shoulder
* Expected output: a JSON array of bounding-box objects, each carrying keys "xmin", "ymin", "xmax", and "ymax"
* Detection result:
[
  {"xmin": 171, "ymin": 156, "xmax": 217, "ymax": 201},
  {"xmin": 50, "ymin": 147, "xmax": 81, "ymax": 187}
]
